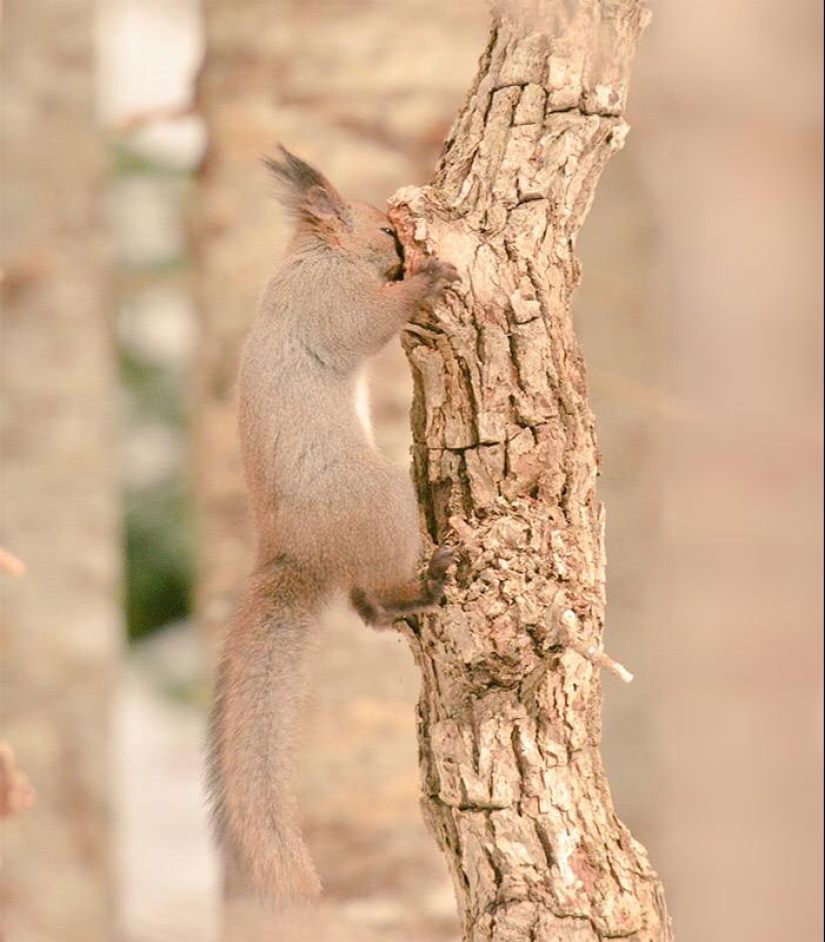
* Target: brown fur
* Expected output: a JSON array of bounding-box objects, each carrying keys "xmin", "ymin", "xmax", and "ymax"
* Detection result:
[{"xmin": 207, "ymin": 147, "xmax": 458, "ymax": 904}]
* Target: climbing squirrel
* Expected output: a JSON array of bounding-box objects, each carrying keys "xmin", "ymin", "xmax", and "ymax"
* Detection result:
[{"xmin": 207, "ymin": 146, "xmax": 458, "ymax": 903}]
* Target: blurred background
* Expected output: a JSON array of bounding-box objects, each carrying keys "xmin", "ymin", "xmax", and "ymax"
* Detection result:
[{"xmin": 0, "ymin": 1, "xmax": 822, "ymax": 941}]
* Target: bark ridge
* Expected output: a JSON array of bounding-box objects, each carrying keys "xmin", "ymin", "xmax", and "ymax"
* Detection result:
[{"xmin": 390, "ymin": 3, "xmax": 671, "ymax": 939}]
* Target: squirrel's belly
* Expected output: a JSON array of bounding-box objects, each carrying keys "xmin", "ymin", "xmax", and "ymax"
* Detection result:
[{"xmin": 354, "ymin": 369, "xmax": 375, "ymax": 448}]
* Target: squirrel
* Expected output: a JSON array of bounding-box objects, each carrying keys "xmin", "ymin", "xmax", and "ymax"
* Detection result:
[{"xmin": 207, "ymin": 146, "xmax": 459, "ymax": 903}]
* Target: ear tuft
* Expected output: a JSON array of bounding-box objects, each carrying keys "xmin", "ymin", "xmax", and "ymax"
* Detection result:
[{"xmin": 263, "ymin": 145, "xmax": 351, "ymax": 232}]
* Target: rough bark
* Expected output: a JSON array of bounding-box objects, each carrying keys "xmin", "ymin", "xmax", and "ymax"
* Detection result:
[
  {"xmin": 388, "ymin": 3, "xmax": 672, "ymax": 939},
  {"xmin": 0, "ymin": 2, "xmax": 121, "ymax": 940}
]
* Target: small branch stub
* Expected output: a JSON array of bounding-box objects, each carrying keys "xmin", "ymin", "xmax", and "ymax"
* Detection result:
[
  {"xmin": 0, "ymin": 546, "xmax": 26, "ymax": 578},
  {"xmin": 560, "ymin": 609, "xmax": 635, "ymax": 684},
  {"xmin": 0, "ymin": 742, "xmax": 36, "ymax": 819}
]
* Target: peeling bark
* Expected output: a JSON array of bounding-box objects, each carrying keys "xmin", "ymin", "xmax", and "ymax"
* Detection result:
[{"xmin": 389, "ymin": 3, "xmax": 672, "ymax": 939}]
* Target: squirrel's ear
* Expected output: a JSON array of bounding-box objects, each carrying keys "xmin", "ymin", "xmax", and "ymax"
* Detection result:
[{"xmin": 263, "ymin": 146, "xmax": 352, "ymax": 235}]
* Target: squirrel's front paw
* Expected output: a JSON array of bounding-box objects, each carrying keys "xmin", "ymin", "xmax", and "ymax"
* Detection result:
[
  {"xmin": 425, "ymin": 543, "xmax": 454, "ymax": 600},
  {"xmin": 415, "ymin": 258, "xmax": 460, "ymax": 305}
]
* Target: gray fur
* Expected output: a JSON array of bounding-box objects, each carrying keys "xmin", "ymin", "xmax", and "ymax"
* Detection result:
[
  {"xmin": 207, "ymin": 147, "xmax": 459, "ymax": 904},
  {"xmin": 263, "ymin": 145, "xmax": 352, "ymax": 230}
]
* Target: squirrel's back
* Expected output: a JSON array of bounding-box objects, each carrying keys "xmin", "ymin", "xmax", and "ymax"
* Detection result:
[{"xmin": 207, "ymin": 146, "xmax": 454, "ymax": 904}]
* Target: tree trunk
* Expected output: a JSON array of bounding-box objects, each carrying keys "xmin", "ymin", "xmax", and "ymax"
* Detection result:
[
  {"xmin": 389, "ymin": 2, "xmax": 672, "ymax": 939},
  {"xmin": 0, "ymin": 2, "xmax": 121, "ymax": 940}
]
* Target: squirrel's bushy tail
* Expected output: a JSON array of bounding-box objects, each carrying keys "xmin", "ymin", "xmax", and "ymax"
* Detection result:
[{"xmin": 208, "ymin": 555, "xmax": 325, "ymax": 902}]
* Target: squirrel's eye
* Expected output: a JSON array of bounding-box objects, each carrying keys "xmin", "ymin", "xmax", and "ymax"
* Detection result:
[{"xmin": 380, "ymin": 227, "xmax": 395, "ymax": 237}]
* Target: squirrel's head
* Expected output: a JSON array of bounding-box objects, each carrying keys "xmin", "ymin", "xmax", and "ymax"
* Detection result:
[{"xmin": 264, "ymin": 146, "xmax": 404, "ymax": 282}]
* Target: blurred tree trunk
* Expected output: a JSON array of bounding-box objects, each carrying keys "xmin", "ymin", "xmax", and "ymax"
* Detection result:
[
  {"xmin": 0, "ymin": 2, "xmax": 121, "ymax": 941},
  {"xmin": 390, "ymin": 2, "xmax": 672, "ymax": 939},
  {"xmin": 192, "ymin": 4, "xmax": 278, "ymax": 938},
  {"xmin": 191, "ymin": 5, "xmax": 261, "ymax": 657}
]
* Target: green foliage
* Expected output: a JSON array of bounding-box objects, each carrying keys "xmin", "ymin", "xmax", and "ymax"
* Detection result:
[
  {"xmin": 107, "ymin": 136, "xmax": 196, "ymax": 179},
  {"xmin": 119, "ymin": 349, "xmax": 187, "ymax": 425},
  {"xmin": 125, "ymin": 480, "xmax": 192, "ymax": 642},
  {"xmin": 110, "ymin": 132, "xmax": 198, "ymax": 643}
]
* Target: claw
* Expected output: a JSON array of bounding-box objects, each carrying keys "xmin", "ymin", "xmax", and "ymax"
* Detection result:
[{"xmin": 428, "ymin": 544, "xmax": 455, "ymax": 580}]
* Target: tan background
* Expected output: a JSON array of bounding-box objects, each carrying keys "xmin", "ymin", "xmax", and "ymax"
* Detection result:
[{"xmin": 1, "ymin": 1, "xmax": 822, "ymax": 941}]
